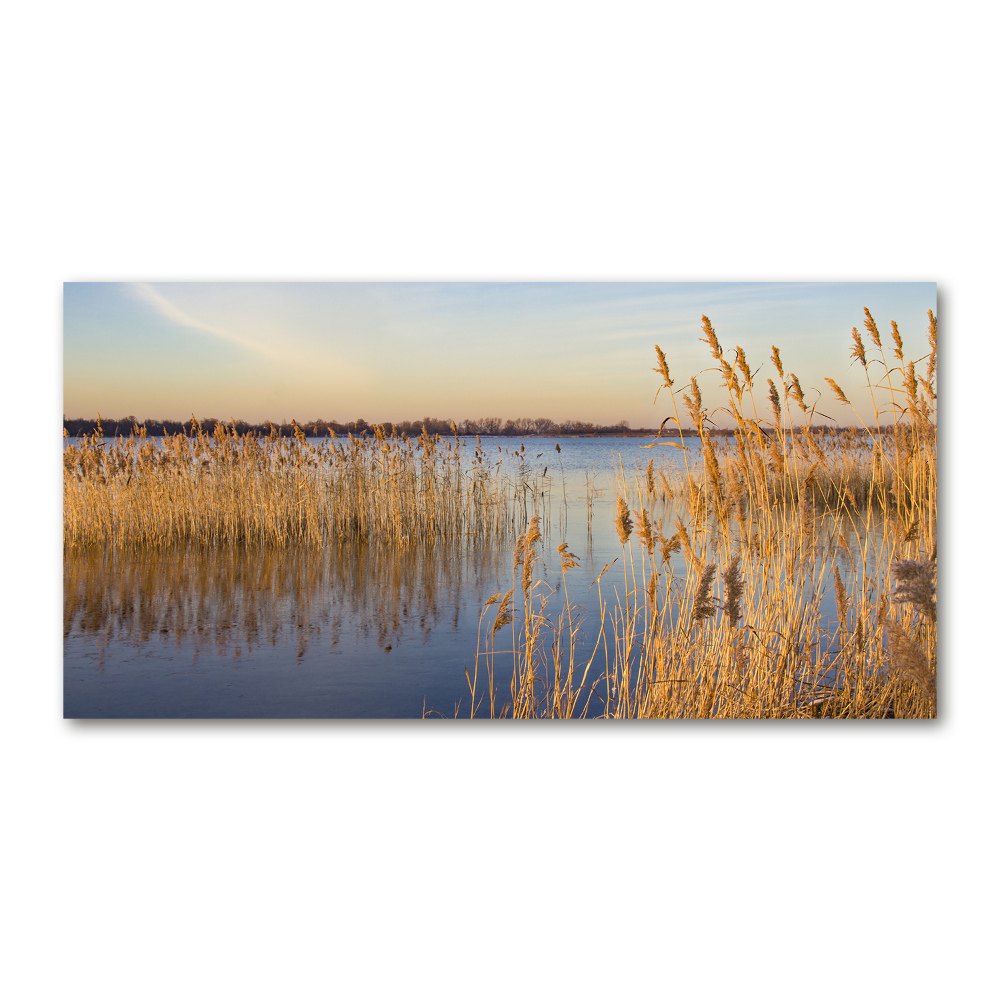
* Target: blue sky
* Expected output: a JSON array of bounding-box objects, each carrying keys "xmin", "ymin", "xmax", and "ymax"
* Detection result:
[{"xmin": 63, "ymin": 282, "xmax": 937, "ymax": 428}]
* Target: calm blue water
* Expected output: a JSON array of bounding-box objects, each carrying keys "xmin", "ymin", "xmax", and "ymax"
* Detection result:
[{"xmin": 63, "ymin": 434, "xmax": 863, "ymax": 718}]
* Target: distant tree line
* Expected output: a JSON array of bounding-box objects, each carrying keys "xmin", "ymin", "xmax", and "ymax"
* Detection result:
[
  {"xmin": 63, "ymin": 414, "xmax": 881, "ymax": 439},
  {"xmin": 63, "ymin": 414, "xmax": 653, "ymax": 439}
]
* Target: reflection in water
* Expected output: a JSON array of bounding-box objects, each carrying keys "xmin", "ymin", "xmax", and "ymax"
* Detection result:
[{"xmin": 64, "ymin": 534, "xmax": 512, "ymax": 667}]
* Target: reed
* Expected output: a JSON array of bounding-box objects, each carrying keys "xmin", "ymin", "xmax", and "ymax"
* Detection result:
[
  {"xmin": 64, "ymin": 422, "xmax": 528, "ymax": 551},
  {"xmin": 471, "ymin": 309, "xmax": 937, "ymax": 719}
]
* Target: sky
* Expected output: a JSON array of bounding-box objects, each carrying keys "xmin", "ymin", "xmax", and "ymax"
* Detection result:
[{"xmin": 63, "ymin": 282, "xmax": 937, "ymax": 429}]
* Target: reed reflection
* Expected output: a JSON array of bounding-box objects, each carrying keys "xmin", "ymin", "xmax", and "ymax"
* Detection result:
[{"xmin": 64, "ymin": 533, "xmax": 512, "ymax": 663}]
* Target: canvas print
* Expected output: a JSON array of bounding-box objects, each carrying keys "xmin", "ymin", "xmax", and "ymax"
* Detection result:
[{"xmin": 63, "ymin": 282, "xmax": 937, "ymax": 719}]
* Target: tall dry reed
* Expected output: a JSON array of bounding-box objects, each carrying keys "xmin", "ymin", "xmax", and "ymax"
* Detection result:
[
  {"xmin": 469, "ymin": 309, "xmax": 937, "ymax": 719},
  {"xmin": 64, "ymin": 421, "xmax": 526, "ymax": 551}
]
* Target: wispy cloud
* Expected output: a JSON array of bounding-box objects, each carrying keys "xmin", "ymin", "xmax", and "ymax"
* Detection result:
[{"xmin": 129, "ymin": 283, "xmax": 283, "ymax": 361}]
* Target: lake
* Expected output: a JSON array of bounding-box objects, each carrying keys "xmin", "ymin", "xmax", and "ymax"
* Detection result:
[{"xmin": 63, "ymin": 434, "xmax": 861, "ymax": 718}]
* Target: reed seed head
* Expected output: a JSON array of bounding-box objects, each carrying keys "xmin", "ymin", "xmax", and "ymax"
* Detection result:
[
  {"xmin": 884, "ymin": 619, "xmax": 935, "ymax": 698},
  {"xmin": 825, "ymin": 378, "xmax": 850, "ymax": 406},
  {"xmin": 525, "ymin": 515, "xmax": 542, "ymax": 549},
  {"xmin": 492, "ymin": 589, "xmax": 514, "ymax": 636},
  {"xmin": 653, "ymin": 345, "xmax": 674, "ymax": 388},
  {"xmin": 615, "ymin": 496, "xmax": 634, "ymax": 545},
  {"xmin": 892, "ymin": 558, "xmax": 936, "ymax": 622},
  {"xmin": 659, "ymin": 532, "xmax": 681, "ymax": 562},
  {"xmin": 634, "ymin": 507, "xmax": 654, "ymax": 554},
  {"xmin": 890, "ymin": 320, "xmax": 904, "ymax": 361},
  {"xmin": 519, "ymin": 516, "xmax": 543, "ymax": 593},
  {"xmin": 788, "ymin": 374, "xmax": 806, "ymax": 412},
  {"xmin": 850, "ymin": 327, "xmax": 868, "ymax": 369},
  {"xmin": 863, "ymin": 307, "xmax": 882, "ymax": 349},
  {"xmin": 700, "ymin": 316, "xmax": 723, "ymax": 362},
  {"xmin": 557, "ymin": 542, "xmax": 580, "ymax": 571},
  {"xmin": 720, "ymin": 357, "xmax": 738, "ymax": 392},
  {"xmin": 513, "ymin": 535, "xmax": 526, "ymax": 569},
  {"xmin": 682, "ymin": 377, "xmax": 704, "ymax": 425},
  {"xmin": 690, "ymin": 563, "xmax": 718, "ymax": 625},
  {"xmin": 767, "ymin": 378, "xmax": 782, "ymax": 422},
  {"xmin": 721, "ymin": 557, "xmax": 743, "ymax": 628},
  {"xmin": 735, "ymin": 346, "xmax": 752, "ymax": 388},
  {"xmin": 903, "ymin": 361, "xmax": 919, "ymax": 409}
]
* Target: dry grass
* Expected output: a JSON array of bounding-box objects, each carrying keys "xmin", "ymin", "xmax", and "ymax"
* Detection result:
[
  {"xmin": 471, "ymin": 309, "xmax": 937, "ymax": 719},
  {"xmin": 64, "ymin": 422, "xmax": 521, "ymax": 551}
]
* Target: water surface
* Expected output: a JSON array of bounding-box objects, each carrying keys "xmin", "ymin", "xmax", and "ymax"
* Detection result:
[{"xmin": 63, "ymin": 435, "xmax": 871, "ymax": 718}]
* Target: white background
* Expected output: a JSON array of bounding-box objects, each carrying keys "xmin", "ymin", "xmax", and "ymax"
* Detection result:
[{"xmin": 2, "ymin": 2, "xmax": 994, "ymax": 998}]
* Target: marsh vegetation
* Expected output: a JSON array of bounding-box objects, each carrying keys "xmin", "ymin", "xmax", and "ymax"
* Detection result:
[
  {"xmin": 63, "ymin": 309, "xmax": 936, "ymax": 719},
  {"xmin": 469, "ymin": 309, "xmax": 937, "ymax": 719}
]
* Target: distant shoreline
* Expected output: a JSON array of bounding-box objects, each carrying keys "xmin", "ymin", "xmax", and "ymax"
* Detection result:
[{"xmin": 63, "ymin": 416, "xmax": 876, "ymax": 440}]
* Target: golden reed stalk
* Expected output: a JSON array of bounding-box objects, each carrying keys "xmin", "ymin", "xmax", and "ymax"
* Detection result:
[{"xmin": 471, "ymin": 310, "xmax": 937, "ymax": 719}]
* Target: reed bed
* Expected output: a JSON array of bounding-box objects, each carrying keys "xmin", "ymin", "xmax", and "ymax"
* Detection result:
[
  {"xmin": 64, "ymin": 422, "xmax": 520, "ymax": 551},
  {"xmin": 468, "ymin": 310, "xmax": 937, "ymax": 719}
]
